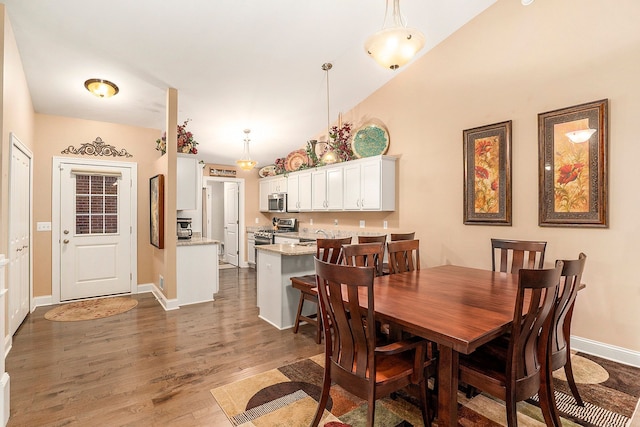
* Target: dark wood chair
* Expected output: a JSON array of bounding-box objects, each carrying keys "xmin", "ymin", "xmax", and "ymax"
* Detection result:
[
  {"xmin": 310, "ymin": 258, "xmax": 434, "ymax": 427},
  {"xmin": 542, "ymin": 253, "xmax": 587, "ymax": 425},
  {"xmin": 390, "ymin": 232, "xmax": 415, "ymax": 241},
  {"xmin": 343, "ymin": 242, "xmax": 385, "ymax": 277},
  {"xmin": 491, "ymin": 238, "xmax": 547, "ymax": 274},
  {"xmin": 387, "ymin": 239, "xmax": 420, "ymax": 274},
  {"xmin": 459, "ymin": 262, "xmax": 563, "ymax": 427},
  {"xmin": 357, "ymin": 234, "xmax": 387, "ymax": 244},
  {"xmin": 291, "ymin": 237, "xmax": 352, "ymax": 343}
]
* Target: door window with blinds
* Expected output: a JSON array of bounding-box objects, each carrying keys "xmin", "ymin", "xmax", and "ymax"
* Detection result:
[{"xmin": 75, "ymin": 174, "xmax": 119, "ymax": 234}]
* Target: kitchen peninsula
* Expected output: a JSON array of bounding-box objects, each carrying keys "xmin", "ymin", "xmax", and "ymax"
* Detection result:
[
  {"xmin": 176, "ymin": 236, "xmax": 220, "ymax": 306},
  {"xmin": 256, "ymin": 243, "xmax": 317, "ymax": 329}
]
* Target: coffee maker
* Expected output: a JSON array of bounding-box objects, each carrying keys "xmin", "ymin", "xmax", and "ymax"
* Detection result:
[{"xmin": 177, "ymin": 217, "xmax": 193, "ymax": 240}]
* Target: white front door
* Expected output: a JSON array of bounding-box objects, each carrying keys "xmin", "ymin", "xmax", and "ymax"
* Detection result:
[
  {"xmin": 8, "ymin": 134, "xmax": 32, "ymax": 335},
  {"xmin": 58, "ymin": 162, "xmax": 133, "ymax": 301},
  {"xmin": 223, "ymin": 182, "xmax": 239, "ymax": 266}
]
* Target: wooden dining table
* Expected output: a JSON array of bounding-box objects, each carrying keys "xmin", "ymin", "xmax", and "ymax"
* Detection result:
[{"xmin": 367, "ymin": 264, "xmax": 524, "ymax": 427}]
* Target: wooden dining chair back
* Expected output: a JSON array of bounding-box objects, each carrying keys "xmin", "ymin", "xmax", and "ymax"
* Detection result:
[
  {"xmin": 550, "ymin": 253, "xmax": 587, "ymax": 406},
  {"xmin": 311, "ymin": 258, "xmax": 433, "ymax": 427},
  {"xmin": 390, "ymin": 232, "xmax": 415, "ymax": 241},
  {"xmin": 357, "ymin": 235, "xmax": 387, "ymax": 244},
  {"xmin": 459, "ymin": 262, "xmax": 563, "ymax": 427},
  {"xmin": 291, "ymin": 237, "xmax": 352, "ymax": 343},
  {"xmin": 387, "ymin": 239, "xmax": 420, "ymax": 274},
  {"xmin": 491, "ymin": 238, "xmax": 547, "ymax": 274},
  {"xmin": 343, "ymin": 242, "xmax": 385, "ymax": 277}
]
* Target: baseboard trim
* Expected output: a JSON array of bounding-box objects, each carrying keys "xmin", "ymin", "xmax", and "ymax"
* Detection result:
[
  {"xmin": 31, "ymin": 295, "xmax": 53, "ymax": 311},
  {"xmin": 571, "ymin": 335, "xmax": 640, "ymax": 368},
  {"xmin": 0, "ymin": 372, "xmax": 9, "ymax": 427},
  {"xmin": 150, "ymin": 285, "xmax": 179, "ymax": 311},
  {"xmin": 136, "ymin": 283, "xmax": 155, "ymax": 293}
]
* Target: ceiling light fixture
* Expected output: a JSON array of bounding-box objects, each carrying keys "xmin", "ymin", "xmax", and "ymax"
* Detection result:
[
  {"xmin": 320, "ymin": 62, "xmax": 338, "ymax": 164},
  {"xmin": 521, "ymin": 0, "xmax": 535, "ymax": 5},
  {"xmin": 364, "ymin": 0, "xmax": 425, "ymax": 70},
  {"xmin": 566, "ymin": 128, "xmax": 597, "ymax": 143},
  {"xmin": 236, "ymin": 129, "xmax": 257, "ymax": 171},
  {"xmin": 84, "ymin": 78, "xmax": 119, "ymax": 98}
]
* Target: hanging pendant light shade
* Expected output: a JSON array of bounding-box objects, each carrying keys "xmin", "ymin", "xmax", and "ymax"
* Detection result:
[
  {"xmin": 236, "ymin": 129, "xmax": 257, "ymax": 171},
  {"xmin": 365, "ymin": 0, "xmax": 425, "ymax": 70}
]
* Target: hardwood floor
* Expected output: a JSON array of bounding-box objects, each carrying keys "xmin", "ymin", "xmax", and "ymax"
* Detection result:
[{"xmin": 6, "ymin": 268, "xmax": 324, "ymax": 426}]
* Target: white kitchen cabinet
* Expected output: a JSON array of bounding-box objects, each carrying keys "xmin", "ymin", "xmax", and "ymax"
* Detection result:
[
  {"xmin": 269, "ymin": 176, "xmax": 287, "ymax": 193},
  {"xmin": 343, "ymin": 156, "xmax": 396, "ymax": 211},
  {"xmin": 259, "ymin": 176, "xmax": 288, "ymax": 212},
  {"xmin": 247, "ymin": 232, "xmax": 256, "ymax": 266},
  {"xmin": 176, "ymin": 242, "xmax": 219, "ymax": 305},
  {"xmin": 259, "ymin": 179, "xmax": 270, "ymax": 212},
  {"xmin": 312, "ymin": 166, "xmax": 343, "ymax": 210},
  {"xmin": 274, "ymin": 235, "xmax": 299, "ymax": 244},
  {"xmin": 287, "ymin": 171, "xmax": 312, "ymax": 212},
  {"xmin": 177, "ymin": 155, "xmax": 199, "ymax": 211}
]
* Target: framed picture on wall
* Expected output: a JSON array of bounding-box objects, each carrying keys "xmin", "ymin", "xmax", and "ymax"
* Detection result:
[
  {"xmin": 538, "ymin": 99, "xmax": 608, "ymax": 227},
  {"xmin": 150, "ymin": 174, "xmax": 165, "ymax": 248},
  {"xmin": 463, "ymin": 120, "xmax": 512, "ymax": 225}
]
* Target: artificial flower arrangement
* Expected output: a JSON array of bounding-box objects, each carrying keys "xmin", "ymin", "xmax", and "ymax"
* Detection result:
[{"xmin": 156, "ymin": 119, "xmax": 199, "ymax": 155}]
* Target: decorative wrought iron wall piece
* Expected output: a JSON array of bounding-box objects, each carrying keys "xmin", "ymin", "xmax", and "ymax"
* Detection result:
[{"xmin": 61, "ymin": 137, "xmax": 133, "ymax": 158}]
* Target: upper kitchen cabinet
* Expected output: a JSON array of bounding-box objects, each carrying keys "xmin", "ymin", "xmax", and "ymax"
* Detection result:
[
  {"xmin": 177, "ymin": 154, "xmax": 200, "ymax": 211},
  {"xmin": 343, "ymin": 156, "xmax": 396, "ymax": 211},
  {"xmin": 287, "ymin": 171, "xmax": 312, "ymax": 212},
  {"xmin": 312, "ymin": 165, "xmax": 343, "ymax": 211}
]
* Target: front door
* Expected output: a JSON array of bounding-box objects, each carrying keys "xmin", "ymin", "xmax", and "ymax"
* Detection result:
[
  {"xmin": 223, "ymin": 182, "xmax": 239, "ymax": 266},
  {"xmin": 58, "ymin": 162, "xmax": 133, "ymax": 301}
]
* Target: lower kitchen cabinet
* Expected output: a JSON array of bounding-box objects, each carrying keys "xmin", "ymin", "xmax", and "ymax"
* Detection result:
[{"xmin": 176, "ymin": 241, "xmax": 219, "ymax": 305}]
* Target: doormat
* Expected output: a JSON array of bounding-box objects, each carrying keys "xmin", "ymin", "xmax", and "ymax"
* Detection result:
[
  {"xmin": 211, "ymin": 352, "xmax": 640, "ymax": 426},
  {"xmin": 44, "ymin": 296, "xmax": 138, "ymax": 322}
]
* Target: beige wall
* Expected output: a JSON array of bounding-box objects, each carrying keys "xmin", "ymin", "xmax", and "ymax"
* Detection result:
[
  {"xmin": 33, "ymin": 114, "xmax": 161, "ymax": 296},
  {"xmin": 341, "ymin": 0, "xmax": 639, "ymax": 352}
]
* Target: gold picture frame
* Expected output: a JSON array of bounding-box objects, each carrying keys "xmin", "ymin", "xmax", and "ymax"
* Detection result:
[
  {"xmin": 150, "ymin": 174, "xmax": 165, "ymax": 248},
  {"xmin": 463, "ymin": 120, "xmax": 512, "ymax": 225},
  {"xmin": 538, "ymin": 99, "xmax": 608, "ymax": 227}
]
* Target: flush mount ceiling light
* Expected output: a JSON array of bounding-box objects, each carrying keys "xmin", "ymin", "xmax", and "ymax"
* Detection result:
[
  {"xmin": 364, "ymin": 0, "xmax": 426, "ymax": 70},
  {"xmin": 521, "ymin": 0, "xmax": 535, "ymax": 5},
  {"xmin": 84, "ymin": 79, "xmax": 119, "ymax": 98},
  {"xmin": 566, "ymin": 128, "xmax": 597, "ymax": 143},
  {"xmin": 236, "ymin": 129, "xmax": 257, "ymax": 171}
]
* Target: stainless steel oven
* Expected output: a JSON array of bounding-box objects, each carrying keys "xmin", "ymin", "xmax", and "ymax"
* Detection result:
[{"xmin": 268, "ymin": 193, "xmax": 287, "ymax": 213}]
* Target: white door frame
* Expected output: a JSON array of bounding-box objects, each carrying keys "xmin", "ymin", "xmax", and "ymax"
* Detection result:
[
  {"xmin": 203, "ymin": 176, "xmax": 247, "ymax": 267},
  {"xmin": 8, "ymin": 133, "xmax": 33, "ymax": 321},
  {"xmin": 52, "ymin": 157, "xmax": 138, "ymax": 304}
]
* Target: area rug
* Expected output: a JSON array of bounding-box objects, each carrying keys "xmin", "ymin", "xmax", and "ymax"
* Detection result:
[
  {"xmin": 44, "ymin": 296, "xmax": 138, "ymax": 321},
  {"xmin": 211, "ymin": 352, "xmax": 640, "ymax": 427}
]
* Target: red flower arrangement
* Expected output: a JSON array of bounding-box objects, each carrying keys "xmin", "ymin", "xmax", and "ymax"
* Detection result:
[{"xmin": 156, "ymin": 119, "xmax": 199, "ymax": 155}]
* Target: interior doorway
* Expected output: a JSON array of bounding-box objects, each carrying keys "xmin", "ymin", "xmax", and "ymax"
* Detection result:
[{"xmin": 203, "ymin": 177, "xmax": 246, "ymax": 269}]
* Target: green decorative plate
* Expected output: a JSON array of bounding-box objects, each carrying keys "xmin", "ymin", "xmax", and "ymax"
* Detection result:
[{"xmin": 351, "ymin": 123, "xmax": 389, "ymax": 158}]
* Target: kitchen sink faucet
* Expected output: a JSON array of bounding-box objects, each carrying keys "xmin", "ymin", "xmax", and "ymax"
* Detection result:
[{"xmin": 315, "ymin": 229, "xmax": 335, "ymax": 239}]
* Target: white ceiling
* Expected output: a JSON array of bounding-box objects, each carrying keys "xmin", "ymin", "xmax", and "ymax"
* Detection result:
[{"xmin": 3, "ymin": 0, "xmax": 495, "ymax": 167}]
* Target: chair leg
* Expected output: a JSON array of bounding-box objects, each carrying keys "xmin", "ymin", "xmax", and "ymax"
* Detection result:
[
  {"xmin": 367, "ymin": 396, "xmax": 376, "ymax": 427},
  {"xmin": 310, "ymin": 365, "xmax": 332, "ymax": 427},
  {"xmin": 564, "ymin": 356, "xmax": 584, "ymax": 406},
  {"xmin": 419, "ymin": 379, "xmax": 431, "ymax": 427},
  {"xmin": 505, "ymin": 394, "xmax": 518, "ymax": 427},
  {"xmin": 293, "ymin": 292, "xmax": 305, "ymax": 334}
]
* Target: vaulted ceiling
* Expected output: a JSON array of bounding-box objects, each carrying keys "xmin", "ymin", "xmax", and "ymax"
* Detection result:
[{"xmin": 3, "ymin": 0, "xmax": 495, "ymax": 167}]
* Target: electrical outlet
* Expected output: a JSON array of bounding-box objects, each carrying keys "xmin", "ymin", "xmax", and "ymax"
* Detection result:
[
  {"xmin": 159, "ymin": 274, "xmax": 164, "ymax": 290},
  {"xmin": 334, "ymin": 219, "xmax": 338, "ymax": 226},
  {"xmin": 383, "ymin": 220, "xmax": 388, "ymax": 229},
  {"xmin": 309, "ymin": 218, "xmax": 314, "ymax": 225},
  {"xmin": 37, "ymin": 222, "xmax": 52, "ymax": 231},
  {"xmin": 359, "ymin": 220, "xmax": 365, "ymax": 228},
  {"xmin": 255, "ymin": 217, "xmax": 259, "ymax": 224}
]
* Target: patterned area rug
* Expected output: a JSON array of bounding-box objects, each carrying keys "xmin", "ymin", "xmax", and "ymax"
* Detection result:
[
  {"xmin": 44, "ymin": 296, "xmax": 138, "ymax": 321},
  {"xmin": 211, "ymin": 352, "xmax": 640, "ymax": 427}
]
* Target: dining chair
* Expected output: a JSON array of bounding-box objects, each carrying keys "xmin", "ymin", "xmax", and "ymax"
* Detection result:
[
  {"xmin": 343, "ymin": 242, "xmax": 385, "ymax": 277},
  {"xmin": 310, "ymin": 258, "xmax": 434, "ymax": 427},
  {"xmin": 291, "ymin": 237, "xmax": 352, "ymax": 343},
  {"xmin": 387, "ymin": 239, "xmax": 420, "ymax": 274},
  {"xmin": 390, "ymin": 232, "xmax": 415, "ymax": 241},
  {"xmin": 491, "ymin": 238, "xmax": 547, "ymax": 274},
  {"xmin": 458, "ymin": 261, "xmax": 563, "ymax": 427},
  {"xmin": 357, "ymin": 234, "xmax": 387, "ymax": 244},
  {"xmin": 543, "ymin": 252, "xmax": 587, "ymax": 425}
]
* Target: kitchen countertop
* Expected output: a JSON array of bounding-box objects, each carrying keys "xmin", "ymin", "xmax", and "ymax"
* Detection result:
[
  {"xmin": 256, "ymin": 243, "xmax": 317, "ymax": 256},
  {"xmin": 177, "ymin": 237, "xmax": 220, "ymax": 247}
]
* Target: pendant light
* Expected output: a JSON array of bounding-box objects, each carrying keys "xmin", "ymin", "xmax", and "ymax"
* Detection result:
[
  {"xmin": 320, "ymin": 63, "xmax": 338, "ymax": 164},
  {"xmin": 236, "ymin": 129, "xmax": 257, "ymax": 171},
  {"xmin": 364, "ymin": 0, "xmax": 425, "ymax": 70}
]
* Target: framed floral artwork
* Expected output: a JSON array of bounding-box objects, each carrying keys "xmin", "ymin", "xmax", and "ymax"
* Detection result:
[
  {"xmin": 463, "ymin": 120, "xmax": 512, "ymax": 225},
  {"xmin": 150, "ymin": 174, "xmax": 165, "ymax": 249},
  {"xmin": 538, "ymin": 99, "xmax": 608, "ymax": 227}
]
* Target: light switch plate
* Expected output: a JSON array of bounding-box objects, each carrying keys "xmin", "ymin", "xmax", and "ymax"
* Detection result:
[
  {"xmin": 383, "ymin": 221, "xmax": 388, "ymax": 229},
  {"xmin": 37, "ymin": 222, "xmax": 52, "ymax": 231},
  {"xmin": 359, "ymin": 220, "xmax": 365, "ymax": 228}
]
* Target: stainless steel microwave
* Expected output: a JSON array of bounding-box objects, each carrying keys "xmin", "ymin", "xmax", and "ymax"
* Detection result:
[{"xmin": 268, "ymin": 193, "xmax": 287, "ymax": 212}]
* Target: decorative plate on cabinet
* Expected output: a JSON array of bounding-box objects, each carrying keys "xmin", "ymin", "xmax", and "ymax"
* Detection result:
[
  {"xmin": 258, "ymin": 165, "xmax": 277, "ymax": 178},
  {"xmin": 284, "ymin": 149, "xmax": 309, "ymax": 171},
  {"xmin": 351, "ymin": 123, "xmax": 390, "ymax": 158}
]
